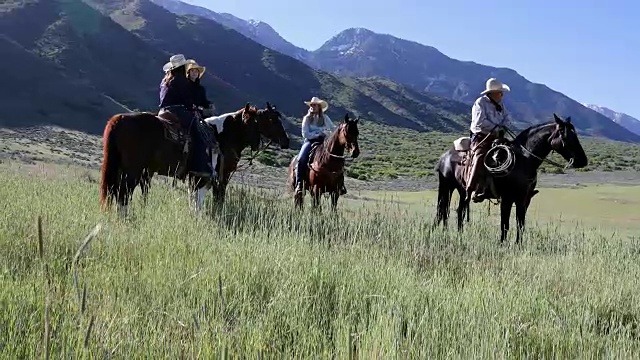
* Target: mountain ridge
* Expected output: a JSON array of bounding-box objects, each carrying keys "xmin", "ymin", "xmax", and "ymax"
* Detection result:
[
  {"xmin": 147, "ymin": 0, "xmax": 639, "ymax": 143},
  {"xmin": 584, "ymin": 104, "xmax": 640, "ymax": 136}
]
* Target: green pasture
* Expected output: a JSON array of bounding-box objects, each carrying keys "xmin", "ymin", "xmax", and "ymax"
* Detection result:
[{"xmin": 1, "ymin": 163, "xmax": 640, "ymax": 358}]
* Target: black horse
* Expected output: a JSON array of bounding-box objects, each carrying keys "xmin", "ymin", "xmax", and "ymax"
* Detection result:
[{"xmin": 434, "ymin": 114, "xmax": 588, "ymax": 243}]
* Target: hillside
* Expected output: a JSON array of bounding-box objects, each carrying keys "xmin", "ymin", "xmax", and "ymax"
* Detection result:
[
  {"xmin": 0, "ymin": 0, "xmax": 471, "ymax": 138},
  {"xmin": 584, "ymin": 104, "xmax": 640, "ymax": 136}
]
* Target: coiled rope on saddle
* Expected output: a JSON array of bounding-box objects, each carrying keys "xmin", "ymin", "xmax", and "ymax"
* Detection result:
[{"xmin": 484, "ymin": 143, "xmax": 515, "ymax": 177}]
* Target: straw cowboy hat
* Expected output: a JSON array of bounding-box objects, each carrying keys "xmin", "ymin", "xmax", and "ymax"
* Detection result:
[
  {"xmin": 481, "ymin": 78, "xmax": 510, "ymax": 95},
  {"xmin": 185, "ymin": 59, "xmax": 206, "ymax": 78},
  {"xmin": 304, "ymin": 96, "xmax": 329, "ymax": 112},
  {"xmin": 162, "ymin": 54, "xmax": 188, "ymax": 72}
]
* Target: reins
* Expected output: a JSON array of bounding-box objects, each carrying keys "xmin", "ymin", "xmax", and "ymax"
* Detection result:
[{"xmin": 500, "ymin": 126, "xmax": 570, "ymax": 170}]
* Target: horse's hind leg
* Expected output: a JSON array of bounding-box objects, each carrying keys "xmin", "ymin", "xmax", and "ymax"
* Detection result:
[
  {"xmin": 456, "ymin": 187, "xmax": 467, "ymax": 231},
  {"xmin": 117, "ymin": 174, "xmax": 139, "ymax": 218}
]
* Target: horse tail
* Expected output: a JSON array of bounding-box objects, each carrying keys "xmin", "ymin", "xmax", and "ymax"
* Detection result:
[
  {"xmin": 100, "ymin": 115, "xmax": 122, "ymax": 208},
  {"xmin": 435, "ymin": 170, "xmax": 452, "ymax": 225}
]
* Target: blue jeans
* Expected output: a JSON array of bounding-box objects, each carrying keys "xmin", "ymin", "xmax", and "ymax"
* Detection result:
[
  {"xmin": 164, "ymin": 106, "xmax": 211, "ymax": 176},
  {"xmin": 295, "ymin": 140, "xmax": 313, "ymax": 186}
]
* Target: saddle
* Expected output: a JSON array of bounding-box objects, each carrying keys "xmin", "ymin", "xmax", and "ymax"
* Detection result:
[
  {"xmin": 452, "ymin": 135, "xmax": 513, "ymax": 200},
  {"xmin": 295, "ymin": 140, "xmax": 324, "ymax": 183},
  {"xmin": 157, "ymin": 109, "xmax": 188, "ymax": 146}
]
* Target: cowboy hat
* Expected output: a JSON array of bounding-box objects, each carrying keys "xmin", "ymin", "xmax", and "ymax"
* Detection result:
[
  {"xmin": 481, "ymin": 78, "xmax": 510, "ymax": 95},
  {"xmin": 185, "ymin": 59, "xmax": 206, "ymax": 78},
  {"xmin": 304, "ymin": 96, "xmax": 329, "ymax": 112},
  {"xmin": 162, "ymin": 54, "xmax": 188, "ymax": 72}
]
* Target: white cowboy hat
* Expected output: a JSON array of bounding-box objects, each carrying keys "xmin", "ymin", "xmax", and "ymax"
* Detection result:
[
  {"xmin": 304, "ymin": 96, "xmax": 329, "ymax": 112},
  {"xmin": 185, "ymin": 59, "xmax": 206, "ymax": 78},
  {"xmin": 162, "ymin": 54, "xmax": 188, "ymax": 72},
  {"xmin": 481, "ymin": 78, "xmax": 510, "ymax": 95}
]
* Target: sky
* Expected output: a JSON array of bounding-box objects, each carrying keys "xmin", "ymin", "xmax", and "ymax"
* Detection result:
[{"xmin": 184, "ymin": 0, "xmax": 640, "ymax": 119}]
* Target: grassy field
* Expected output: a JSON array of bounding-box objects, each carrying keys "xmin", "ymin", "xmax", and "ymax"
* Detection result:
[{"xmin": 2, "ymin": 163, "xmax": 640, "ymax": 358}]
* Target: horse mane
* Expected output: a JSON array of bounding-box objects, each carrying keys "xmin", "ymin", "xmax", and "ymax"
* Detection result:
[
  {"xmin": 315, "ymin": 123, "xmax": 345, "ymax": 164},
  {"xmin": 513, "ymin": 121, "xmax": 557, "ymax": 145}
]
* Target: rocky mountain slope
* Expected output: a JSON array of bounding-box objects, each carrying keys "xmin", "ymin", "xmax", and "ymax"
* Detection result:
[{"xmin": 0, "ymin": 0, "xmax": 469, "ymax": 136}]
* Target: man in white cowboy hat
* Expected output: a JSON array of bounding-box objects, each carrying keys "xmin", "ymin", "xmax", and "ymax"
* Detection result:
[
  {"xmin": 185, "ymin": 59, "xmax": 216, "ymax": 117},
  {"xmin": 159, "ymin": 54, "xmax": 213, "ymax": 178},
  {"xmin": 466, "ymin": 77, "xmax": 513, "ymax": 203},
  {"xmin": 294, "ymin": 96, "xmax": 341, "ymax": 194}
]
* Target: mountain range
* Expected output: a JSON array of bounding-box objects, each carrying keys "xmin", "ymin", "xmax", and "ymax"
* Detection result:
[
  {"xmin": 0, "ymin": 0, "xmax": 639, "ymax": 146},
  {"xmin": 149, "ymin": 0, "xmax": 640, "ymax": 143}
]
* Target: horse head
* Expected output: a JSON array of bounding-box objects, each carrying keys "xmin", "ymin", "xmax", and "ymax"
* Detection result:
[
  {"xmin": 256, "ymin": 102, "xmax": 290, "ymax": 149},
  {"xmin": 238, "ymin": 103, "xmax": 260, "ymax": 151},
  {"xmin": 550, "ymin": 113, "xmax": 588, "ymax": 168},
  {"xmin": 339, "ymin": 113, "xmax": 360, "ymax": 158}
]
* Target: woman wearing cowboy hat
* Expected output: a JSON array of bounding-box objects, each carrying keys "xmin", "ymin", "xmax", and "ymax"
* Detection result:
[
  {"xmin": 159, "ymin": 54, "xmax": 212, "ymax": 178},
  {"xmin": 186, "ymin": 59, "xmax": 216, "ymax": 118},
  {"xmin": 466, "ymin": 77, "xmax": 513, "ymax": 203},
  {"xmin": 294, "ymin": 97, "xmax": 347, "ymax": 195}
]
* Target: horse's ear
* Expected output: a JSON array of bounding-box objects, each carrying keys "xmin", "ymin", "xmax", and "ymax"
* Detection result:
[
  {"xmin": 566, "ymin": 116, "xmax": 571, "ymax": 124},
  {"xmin": 344, "ymin": 113, "xmax": 350, "ymax": 123},
  {"xmin": 244, "ymin": 103, "xmax": 251, "ymax": 111},
  {"xmin": 355, "ymin": 116, "xmax": 360, "ymax": 124},
  {"xmin": 553, "ymin": 113, "xmax": 563, "ymax": 124},
  {"xmin": 266, "ymin": 102, "xmax": 272, "ymax": 110}
]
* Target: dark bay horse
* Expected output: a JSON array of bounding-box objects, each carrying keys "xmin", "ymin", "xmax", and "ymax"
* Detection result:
[
  {"xmin": 99, "ymin": 103, "xmax": 271, "ymax": 215},
  {"xmin": 287, "ymin": 114, "xmax": 360, "ymax": 211},
  {"xmin": 434, "ymin": 114, "xmax": 588, "ymax": 243},
  {"xmin": 203, "ymin": 102, "xmax": 290, "ymax": 207}
]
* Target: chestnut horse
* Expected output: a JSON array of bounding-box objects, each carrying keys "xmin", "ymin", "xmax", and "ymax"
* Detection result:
[
  {"xmin": 287, "ymin": 113, "xmax": 360, "ymax": 211},
  {"xmin": 99, "ymin": 103, "xmax": 282, "ymax": 215},
  {"xmin": 135, "ymin": 102, "xmax": 289, "ymax": 211}
]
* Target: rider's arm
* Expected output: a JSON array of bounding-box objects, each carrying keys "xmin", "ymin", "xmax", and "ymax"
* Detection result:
[
  {"xmin": 323, "ymin": 114, "xmax": 335, "ymax": 132},
  {"xmin": 301, "ymin": 114, "xmax": 316, "ymax": 140},
  {"xmin": 199, "ymin": 85, "xmax": 212, "ymax": 108},
  {"xmin": 502, "ymin": 106, "xmax": 513, "ymax": 127}
]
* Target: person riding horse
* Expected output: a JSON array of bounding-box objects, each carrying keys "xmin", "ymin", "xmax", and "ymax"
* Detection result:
[
  {"xmin": 159, "ymin": 54, "xmax": 213, "ymax": 179},
  {"xmin": 186, "ymin": 59, "xmax": 215, "ymax": 118},
  {"xmin": 466, "ymin": 77, "xmax": 513, "ymax": 203},
  {"xmin": 294, "ymin": 96, "xmax": 347, "ymax": 196}
]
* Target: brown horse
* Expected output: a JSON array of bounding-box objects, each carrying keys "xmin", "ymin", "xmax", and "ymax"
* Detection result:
[
  {"xmin": 99, "ymin": 103, "xmax": 259, "ymax": 215},
  {"xmin": 434, "ymin": 114, "xmax": 588, "ymax": 243},
  {"xmin": 287, "ymin": 113, "xmax": 360, "ymax": 211}
]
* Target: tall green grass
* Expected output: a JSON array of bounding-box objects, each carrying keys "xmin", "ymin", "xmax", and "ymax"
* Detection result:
[{"xmin": 2, "ymin": 167, "xmax": 640, "ymax": 358}]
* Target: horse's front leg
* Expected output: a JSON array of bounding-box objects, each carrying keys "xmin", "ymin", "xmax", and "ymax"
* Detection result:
[
  {"xmin": 500, "ymin": 198, "xmax": 513, "ymax": 243},
  {"xmin": 311, "ymin": 186, "xmax": 322, "ymax": 210},
  {"xmin": 515, "ymin": 199, "xmax": 527, "ymax": 244},
  {"xmin": 140, "ymin": 171, "xmax": 152, "ymax": 206},
  {"xmin": 188, "ymin": 177, "xmax": 207, "ymax": 212},
  {"xmin": 330, "ymin": 191, "xmax": 339, "ymax": 212}
]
